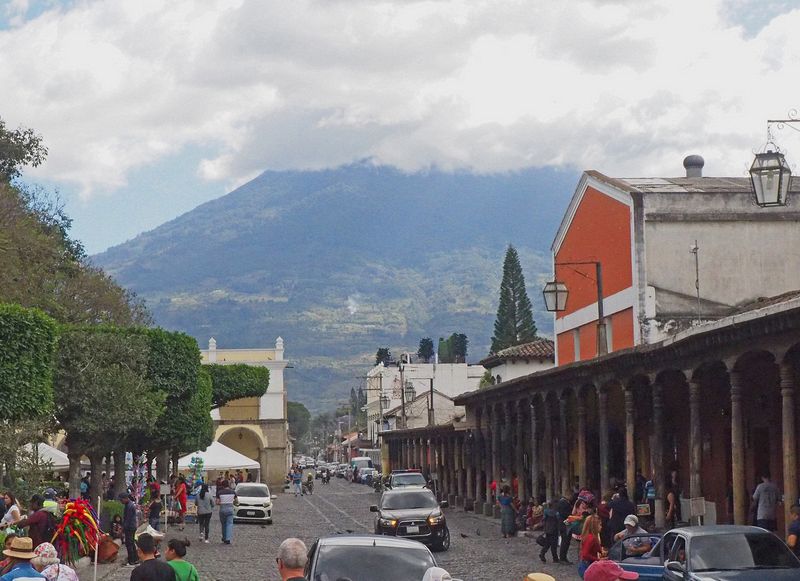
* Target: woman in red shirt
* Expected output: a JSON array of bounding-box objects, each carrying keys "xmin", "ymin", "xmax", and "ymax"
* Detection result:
[
  {"xmin": 174, "ymin": 475, "xmax": 188, "ymax": 531},
  {"xmin": 578, "ymin": 514, "xmax": 603, "ymax": 578}
]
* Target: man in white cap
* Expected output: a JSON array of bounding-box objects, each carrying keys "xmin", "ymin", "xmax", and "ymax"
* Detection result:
[{"xmin": 613, "ymin": 514, "xmax": 651, "ymax": 556}]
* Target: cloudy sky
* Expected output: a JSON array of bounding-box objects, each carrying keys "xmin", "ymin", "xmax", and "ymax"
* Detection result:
[{"xmin": 2, "ymin": 0, "xmax": 800, "ymax": 253}]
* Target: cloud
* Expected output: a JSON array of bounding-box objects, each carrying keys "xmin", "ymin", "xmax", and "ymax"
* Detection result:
[{"xmin": 1, "ymin": 0, "xmax": 800, "ymax": 198}]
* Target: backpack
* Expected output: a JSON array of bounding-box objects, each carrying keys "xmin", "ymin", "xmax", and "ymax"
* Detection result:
[{"xmin": 44, "ymin": 511, "xmax": 58, "ymax": 543}]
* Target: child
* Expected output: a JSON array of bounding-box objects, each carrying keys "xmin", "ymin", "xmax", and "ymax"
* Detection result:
[
  {"xmin": 110, "ymin": 514, "xmax": 124, "ymax": 542},
  {"xmin": 165, "ymin": 538, "xmax": 199, "ymax": 581}
]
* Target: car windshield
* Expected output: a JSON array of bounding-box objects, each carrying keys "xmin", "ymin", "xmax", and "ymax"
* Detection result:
[
  {"xmin": 314, "ymin": 544, "xmax": 435, "ymax": 581},
  {"xmin": 690, "ymin": 534, "xmax": 800, "ymax": 571},
  {"xmin": 382, "ymin": 491, "xmax": 438, "ymax": 510},
  {"xmin": 393, "ymin": 473, "xmax": 426, "ymax": 486},
  {"xmin": 235, "ymin": 485, "xmax": 269, "ymax": 498}
]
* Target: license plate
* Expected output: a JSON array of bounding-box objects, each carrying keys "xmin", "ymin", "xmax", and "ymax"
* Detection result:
[
  {"xmin": 406, "ymin": 526, "xmax": 419, "ymax": 534},
  {"xmin": 246, "ymin": 511, "xmax": 256, "ymax": 516}
]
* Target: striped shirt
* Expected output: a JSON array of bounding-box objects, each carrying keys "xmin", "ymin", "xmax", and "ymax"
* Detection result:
[{"xmin": 216, "ymin": 486, "xmax": 236, "ymax": 505}]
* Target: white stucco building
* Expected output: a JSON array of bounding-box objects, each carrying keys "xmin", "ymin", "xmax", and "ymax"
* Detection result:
[
  {"xmin": 478, "ymin": 338, "xmax": 555, "ymax": 384},
  {"xmin": 364, "ymin": 361, "xmax": 485, "ymax": 443}
]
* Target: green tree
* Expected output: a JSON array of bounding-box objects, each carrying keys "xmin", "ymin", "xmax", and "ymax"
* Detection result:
[
  {"xmin": 417, "ymin": 337, "xmax": 434, "ymax": 363},
  {"xmin": 288, "ymin": 401, "xmax": 311, "ymax": 441},
  {"xmin": 0, "ymin": 303, "xmax": 58, "ymax": 422},
  {"xmin": 54, "ymin": 326, "xmax": 166, "ymax": 499},
  {"xmin": 491, "ymin": 245, "xmax": 538, "ymax": 352},
  {"xmin": 479, "ymin": 369, "xmax": 496, "ymax": 389},
  {"xmin": 205, "ymin": 364, "xmax": 270, "ymax": 408},
  {"xmin": 0, "ymin": 118, "xmax": 47, "ymax": 182},
  {"xmin": 375, "ymin": 347, "xmax": 391, "ymax": 366},
  {"xmin": 452, "ymin": 333, "xmax": 468, "ymax": 363}
]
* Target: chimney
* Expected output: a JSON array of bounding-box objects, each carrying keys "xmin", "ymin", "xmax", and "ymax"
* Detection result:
[{"xmin": 683, "ymin": 154, "xmax": 704, "ymax": 178}]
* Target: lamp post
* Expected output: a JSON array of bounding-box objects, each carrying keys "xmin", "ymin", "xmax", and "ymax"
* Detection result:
[
  {"xmin": 749, "ymin": 113, "xmax": 797, "ymax": 207},
  {"xmin": 543, "ymin": 261, "xmax": 608, "ymax": 357}
]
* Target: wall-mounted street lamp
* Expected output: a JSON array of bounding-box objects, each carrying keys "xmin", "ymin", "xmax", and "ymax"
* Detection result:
[
  {"xmin": 750, "ymin": 112, "xmax": 797, "ymax": 207},
  {"xmin": 543, "ymin": 261, "xmax": 608, "ymax": 357}
]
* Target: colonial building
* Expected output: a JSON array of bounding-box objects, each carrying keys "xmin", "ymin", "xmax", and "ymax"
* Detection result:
[
  {"xmin": 553, "ymin": 156, "xmax": 800, "ymax": 363},
  {"xmin": 479, "ymin": 338, "xmax": 555, "ymax": 384},
  {"xmin": 382, "ymin": 389, "xmax": 464, "ymax": 433},
  {"xmin": 384, "ymin": 161, "xmax": 800, "ymax": 536},
  {"xmin": 200, "ymin": 337, "xmax": 289, "ymax": 489}
]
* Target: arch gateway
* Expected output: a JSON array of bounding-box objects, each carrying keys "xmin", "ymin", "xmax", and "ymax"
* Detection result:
[{"xmin": 201, "ymin": 337, "xmax": 290, "ymax": 490}]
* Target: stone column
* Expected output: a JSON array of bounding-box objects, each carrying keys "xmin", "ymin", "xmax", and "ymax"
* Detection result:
[
  {"xmin": 492, "ymin": 404, "xmax": 501, "ymax": 490},
  {"xmin": 598, "ymin": 386, "xmax": 610, "ymax": 494},
  {"xmin": 484, "ymin": 411, "xmax": 494, "ymax": 513},
  {"xmin": 730, "ymin": 371, "xmax": 746, "ymax": 525},
  {"xmin": 543, "ymin": 398, "xmax": 554, "ymax": 500},
  {"xmin": 456, "ymin": 434, "xmax": 465, "ymax": 505},
  {"xmin": 781, "ymin": 363, "xmax": 798, "ymax": 536},
  {"xmin": 576, "ymin": 390, "xmax": 587, "ymax": 487},
  {"xmin": 465, "ymin": 431, "xmax": 475, "ymax": 508},
  {"xmin": 559, "ymin": 392, "xmax": 570, "ymax": 498},
  {"xmin": 474, "ymin": 424, "xmax": 484, "ymax": 504},
  {"xmin": 438, "ymin": 436, "xmax": 447, "ymax": 497},
  {"xmin": 530, "ymin": 397, "xmax": 540, "ymax": 502},
  {"xmin": 516, "ymin": 402, "xmax": 526, "ymax": 501},
  {"xmin": 689, "ymin": 377, "xmax": 702, "ymax": 500},
  {"xmin": 651, "ymin": 377, "xmax": 666, "ymax": 530},
  {"xmin": 624, "ymin": 385, "xmax": 636, "ymax": 500}
]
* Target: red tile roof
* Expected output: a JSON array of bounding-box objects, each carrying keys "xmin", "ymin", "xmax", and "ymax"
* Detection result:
[{"xmin": 479, "ymin": 338, "xmax": 555, "ymax": 368}]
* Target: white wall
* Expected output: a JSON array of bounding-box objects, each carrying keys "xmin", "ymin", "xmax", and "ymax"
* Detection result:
[{"xmin": 489, "ymin": 358, "xmax": 553, "ymax": 383}]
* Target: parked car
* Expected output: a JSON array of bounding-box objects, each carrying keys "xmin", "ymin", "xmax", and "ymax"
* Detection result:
[
  {"xmin": 613, "ymin": 525, "xmax": 800, "ymax": 581},
  {"xmin": 233, "ymin": 482, "xmax": 275, "ymax": 524},
  {"xmin": 359, "ymin": 467, "xmax": 377, "ymax": 485},
  {"xmin": 388, "ymin": 470, "xmax": 427, "ymax": 489},
  {"xmin": 305, "ymin": 535, "xmax": 437, "ymax": 581},
  {"xmin": 371, "ymin": 488, "xmax": 450, "ymax": 551}
]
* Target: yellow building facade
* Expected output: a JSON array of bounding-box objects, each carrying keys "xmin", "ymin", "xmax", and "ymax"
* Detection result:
[{"xmin": 201, "ymin": 337, "xmax": 290, "ymax": 490}]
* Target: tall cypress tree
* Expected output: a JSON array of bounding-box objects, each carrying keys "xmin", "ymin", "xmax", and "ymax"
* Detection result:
[{"xmin": 490, "ymin": 245, "xmax": 538, "ymax": 352}]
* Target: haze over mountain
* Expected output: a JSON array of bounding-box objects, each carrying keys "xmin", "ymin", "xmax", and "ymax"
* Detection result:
[{"xmin": 94, "ymin": 163, "xmax": 577, "ymax": 411}]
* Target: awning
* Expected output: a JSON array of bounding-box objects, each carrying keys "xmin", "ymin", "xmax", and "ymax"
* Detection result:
[{"xmin": 178, "ymin": 440, "xmax": 259, "ymax": 471}]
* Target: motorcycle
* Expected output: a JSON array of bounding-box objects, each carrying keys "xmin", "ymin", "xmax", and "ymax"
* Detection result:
[
  {"xmin": 302, "ymin": 478, "xmax": 314, "ymax": 495},
  {"xmin": 373, "ymin": 476, "xmax": 385, "ymax": 494},
  {"xmin": 321, "ymin": 471, "xmax": 331, "ymax": 484}
]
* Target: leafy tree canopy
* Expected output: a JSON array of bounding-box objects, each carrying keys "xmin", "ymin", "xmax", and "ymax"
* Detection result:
[
  {"xmin": 417, "ymin": 337, "xmax": 434, "ymax": 363},
  {"xmin": 205, "ymin": 363, "xmax": 270, "ymax": 409},
  {"xmin": 0, "ymin": 118, "xmax": 47, "ymax": 182},
  {"xmin": 0, "ymin": 303, "xmax": 58, "ymax": 422},
  {"xmin": 375, "ymin": 347, "xmax": 391, "ymax": 366},
  {"xmin": 438, "ymin": 333, "xmax": 468, "ymax": 363},
  {"xmin": 491, "ymin": 245, "xmax": 538, "ymax": 352},
  {"xmin": 178, "ymin": 367, "xmax": 214, "ymax": 455},
  {"xmin": 288, "ymin": 401, "xmax": 311, "ymax": 441}
]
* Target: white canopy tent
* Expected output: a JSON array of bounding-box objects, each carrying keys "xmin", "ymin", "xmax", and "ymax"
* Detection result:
[
  {"xmin": 23, "ymin": 442, "xmax": 72, "ymax": 471},
  {"xmin": 178, "ymin": 440, "xmax": 260, "ymax": 472}
]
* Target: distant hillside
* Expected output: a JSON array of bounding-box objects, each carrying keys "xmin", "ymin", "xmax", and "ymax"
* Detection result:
[{"xmin": 94, "ymin": 163, "xmax": 577, "ymax": 411}]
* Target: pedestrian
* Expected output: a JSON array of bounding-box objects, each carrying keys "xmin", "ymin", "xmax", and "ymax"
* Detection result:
[
  {"xmin": 787, "ymin": 504, "xmax": 800, "ymax": 557},
  {"xmin": 119, "ymin": 493, "xmax": 139, "ymax": 567},
  {"xmin": 195, "ymin": 484, "xmax": 214, "ymax": 544},
  {"xmin": 751, "ymin": 472, "xmax": 780, "ymax": 531},
  {"xmin": 129, "ymin": 534, "xmax": 175, "ymax": 581},
  {"xmin": 612, "ymin": 515, "xmax": 651, "ymax": 556},
  {"xmin": 578, "ymin": 514, "xmax": 604, "ymax": 579},
  {"xmin": 1, "ymin": 493, "xmax": 21, "ymax": 529},
  {"xmin": 215, "ymin": 479, "xmax": 236, "ymax": 545},
  {"xmin": 665, "ymin": 471, "xmax": 681, "ymax": 529},
  {"xmin": 174, "ymin": 475, "xmax": 188, "ymax": 531},
  {"xmin": 148, "ymin": 491, "xmax": 162, "ymax": 532},
  {"xmin": 165, "ymin": 539, "xmax": 199, "ymax": 581},
  {"xmin": 583, "ymin": 560, "xmax": 639, "ymax": 581},
  {"xmin": 0, "ymin": 495, "xmax": 52, "ymax": 548},
  {"xmin": 0, "ymin": 535, "xmax": 18, "ymax": 576},
  {"xmin": 539, "ymin": 500, "xmax": 560, "ymax": 563},
  {"xmin": 79, "ymin": 476, "xmax": 89, "ymax": 500},
  {"xmin": 31, "ymin": 542, "xmax": 79, "ymax": 581},
  {"xmin": 556, "ymin": 493, "xmax": 573, "ymax": 564},
  {"xmin": 292, "ymin": 469, "xmax": 302, "ymax": 497},
  {"xmin": 607, "ymin": 489, "xmax": 635, "ymax": 542},
  {"xmin": 498, "ymin": 485, "xmax": 515, "ymax": 538},
  {"xmin": 276, "ymin": 538, "xmax": 307, "ymax": 581},
  {"xmin": 0, "ymin": 537, "xmax": 45, "ymax": 581}
]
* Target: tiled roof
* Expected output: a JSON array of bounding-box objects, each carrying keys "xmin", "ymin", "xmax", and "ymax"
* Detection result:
[{"xmin": 479, "ymin": 338, "xmax": 555, "ymax": 368}]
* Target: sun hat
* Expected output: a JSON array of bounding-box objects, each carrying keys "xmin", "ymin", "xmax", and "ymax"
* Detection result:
[
  {"xmin": 623, "ymin": 514, "xmax": 639, "ymax": 527},
  {"xmin": 31, "ymin": 542, "xmax": 60, "ymax": 567},
  {"xmin": 584, "ymin": 559, "xmax": 640, "ymax": 581},
  {"xmin": 526, "ymin": 574, "xmax": 556, "ymax": 581},
  {"xmin": 422, "ymin": 567, "xmax": 453, "ymax": 581},
  {"xmin": 3, "ymin": 537, "xmax": 37, "ymax": 560}
]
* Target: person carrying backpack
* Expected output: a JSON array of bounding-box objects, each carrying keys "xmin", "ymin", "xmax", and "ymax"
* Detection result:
[{"xmin": 0, "ymin": 495, "xmax": 55, "ymax": 548}]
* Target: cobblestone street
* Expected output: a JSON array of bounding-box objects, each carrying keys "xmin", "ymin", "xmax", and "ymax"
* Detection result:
[{"xmin": 101, "ymin": 476, "xmax": 581, "ymax": 581}]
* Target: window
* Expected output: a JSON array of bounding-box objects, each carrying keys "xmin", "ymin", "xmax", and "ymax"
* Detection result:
[{"xmin": 573, "ymin": 329, "xmax": 581, "ymax": 360}]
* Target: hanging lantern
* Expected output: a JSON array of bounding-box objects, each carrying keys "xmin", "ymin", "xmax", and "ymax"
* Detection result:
[
  {"xmin": 749, "ymin": 150, "xmax": 792, "ymax": 207},
  {"xmin": 542, "ymin": 280, "xmax": 569, "ymax": 312}
]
